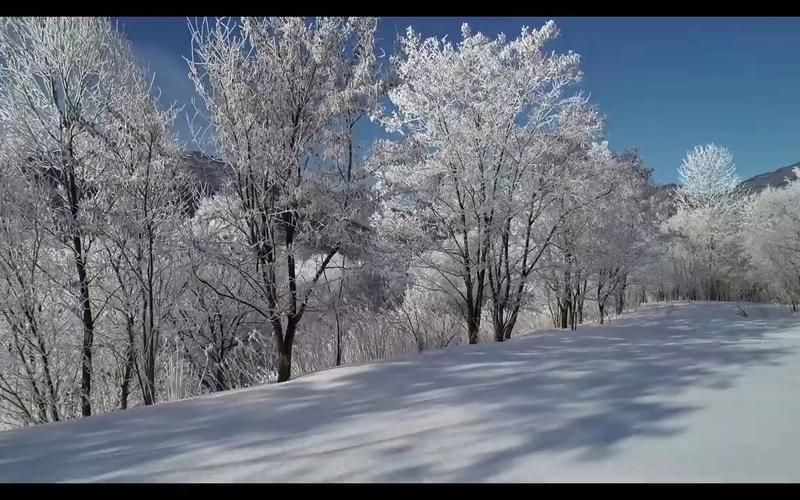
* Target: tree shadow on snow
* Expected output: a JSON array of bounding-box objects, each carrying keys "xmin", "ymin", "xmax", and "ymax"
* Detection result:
[{"xmin": 0, "ymin": 301, "xmax": 797, "ymax": 482}]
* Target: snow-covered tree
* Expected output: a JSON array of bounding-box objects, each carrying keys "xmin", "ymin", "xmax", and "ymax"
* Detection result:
[
  {"xmin": 536, "ymin": 141, "xmax": 626, "ymax": 329},
  {"xmin": 187, "ymin": 17, "xmax": 382, "ymax": 382},
  {"xmin": 371, "ymin": 20, "xmax": 598, "ymax": 343},
  {"xmin": 172, "ymin": 256, "xmax": 267, "ymax": 392},
  {"xmin": 582, "ymin": 149, "xmax": 655, "ymax": 323},
  {"xmin": 743, "ymin": 168, "xmax": 800, "ymax": 309},
  {"xmin": 666, "ymin": 144, "xmax": 748, "ymax": 301},
  {"xmin": 0, "ymin": 154, "xmax": 79, "ymax": 426},
  {"xmin": 675, "ymin": 144, "xmax": 741, "ymax": 211},
  {"xmin": 91, "ymin": 57, "xmax": 190, "ymax": 407},
  {"xmin": 482, "ymin": 100, "xmax": 606, "ymax": 338},
  {"xmin": 0, "ymin": 17, "xmax": 158, "ymax": 416}
]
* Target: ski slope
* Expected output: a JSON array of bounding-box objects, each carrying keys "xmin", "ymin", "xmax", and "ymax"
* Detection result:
[{"xmin": 2, "ymin": 301, "xmax": 800, "ymax": 482}]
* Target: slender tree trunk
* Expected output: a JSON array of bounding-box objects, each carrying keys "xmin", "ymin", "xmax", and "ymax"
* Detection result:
[
  {"xmin": 493, "ymin": 316, "xmax": 504, "ymax": 342},
  {"xmin": 120, "ymin": 345, "xmax": 134, "ymax": 410},
  {"xmin": 73, "ymin": 241, "xmax": 94, "ymax": 418},
  {"xmin": 140, "ymin": 290, "xmax": 155, "ymax": 406},
  {"xmin": 276, "ymin": 321, "xmax": 295, "ymax": 383},
  {"xmin": 492, "ymin": 297, "xmax": 505, "ymax": 342},
  {"xmin": 561, "ymin": 261, "xmax": 572, "ymax": 329},
  {"xmin": 67, "ymin": 171, "xmax": 95, "ymax": 418},
  {"xmin": 119, "ymin": 312, "xmax": 138, "ymax": 409},
  {"xmin": 278, "ymin": 213, "xmax": 298, "ymax": 383},
  {"xmin": 547, "ymin": 291, "xmax": 559, "ymax": 328},
  {"xmin": 213, "ymin": 327, "xmax": 226, "ymax": 392},
  {"xmin": 615, "ymin": 274, "xmax": 627, "ymax": 315},
  {"xmin": 67, "ymin": 175, "xmax": 95, "ymax": 416},
  {"xmin": 335, "ymin": 317, "xmax": 342, "ymax": 366},
  {"xmin": 215, "ymin": 360, "xmax": 226, "ymax": 392},
  {"xmin": 144, "ymin": 222, "xmax": 157, "ymax": 405},
  {"xmin": 29, "ymin": 322, "xmax": 60, "ymax": 422},
  {"xmin": 277, "ymin": 345, "xmax": 292, "ymax": 382},
  {"xmin": 30, "ymin": 369, "xmax": 47, "ymax": 423},
  {"xmin": 334, "ymin": 256, "xmax": 345, "ymax": 366},
  {"xmin": 503, "ymin": 307, "xmax": 519, "ymax": 341},
  {"xmin": 467, "ymin": 312, "xmax": 480, "ymax": 344},
  {"xmin": 465, "ymin": 279, "xmax": 481, "ymax": 344},
  {"xmin": 570, "ymin": 299, "xmax": 577, "ymax": 331},
  {"xmin": 578, "ymin": 279, "xmax": 586, "ymax": 324},
  {"xmin": 60, "ymin": 106, "xmax": 95, "ymax": 418}
]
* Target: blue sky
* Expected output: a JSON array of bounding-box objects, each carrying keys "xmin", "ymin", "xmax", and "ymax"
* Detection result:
[{"xmin": 115, "ymin": 17, "xmax": 800, "ymax": 184}]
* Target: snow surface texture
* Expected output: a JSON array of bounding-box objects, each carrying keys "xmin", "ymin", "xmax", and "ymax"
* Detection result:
[{"xmin": 2, "ymin": 301, "xmax": 800, "ymax": 483}]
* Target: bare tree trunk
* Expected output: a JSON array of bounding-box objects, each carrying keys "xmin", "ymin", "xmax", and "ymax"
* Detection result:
[
  {"xmin": 561, "ymin": 256, "xmax": 573, "ymax": 330},
  {"xmin": 73, "ymin": 240, "xmax": 94, "ymax": 418},
  {"xmin": 116, "ymin": 313, "xmax": 136, "ymax": 410},
  {"xmin": 276, "ymin": 321, "xmax": 295, "ymax": 383},
  {"xmin": 278, "ymin": 215, "xmax": 298, "ymax": 383},
  {"xmin": 464, "ymin": 255, "xmax": 483, "ymax": 345},
  {"xmin": 277, "ymin": 348, "xmax": 292, "ymax": 382},
  {"xmin": 143, "ymin": 220, "xmax": 157, "ymax": 405},
  {"xmin": 65, "ymin": 169, "xmax": 95, "ymax": 416},
  {"xmin": 491, "ymin": 289, "xmax": 507, "ymax": 342},
  {"xmin": 55, "ymin": 91, "xmax": 96, "ymax": 418},
  {"xmin": 547, "ymin": 288, "xmax": 559, "ymax": 328},
  {"xmin": 215, "ymin": 359, "xmax": 226, "ymax": 392},
  {"xmin": 119, "ymin": 331, "xmax": 135, "ymax": 410},
  {"xmin": 29, "ymin": 321, "xmax": 60, "ymax": 422},
  {"xmin": 458, "ymin": 199, "xmax": 485, "ymax": 346},
  {"xmin": 503, "ymin": 307, "xmax": 519, "ymax": 341},
  {"xmin": 570, "ymin": 298, "xmax": 577, "ymax": 331},
  {"xmin": 597, "ymin": 279, "xmax": 606, "ymax": 325},
  {"xmin": 615, "ymin": 274, "xmax": 627, "ymax": 315},
  {"xmin": 334, "ymin": 256, "xmax": 345, "ymax": 366},
  {"xmin": 558, "ymin": 276, "xmax": 570, "ymax": 329},
  {"xmin": 335, "ymin": 316, "xmax": 343, "ymax": 366},
  {"xmin": 467, "ymin": 311, "xmax": 481, "ymax": 344},
  {"xmin": 140, "ymin": 287, "xmax": 155, "ymax": 406},
  {"xmin": 578, "ymin": 279, "xmax": 587, "ymax": 324},
  {"xmin": 493, "ymin": 314, "xmax": 505, "ymax": 343}
]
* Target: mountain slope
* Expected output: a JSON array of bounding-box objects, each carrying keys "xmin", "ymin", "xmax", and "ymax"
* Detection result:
[
  {"xmin": 1, "ymin": 302, "xmax": 799, "ymax": 482},
  {"xmin": 740, "ymin": 161, "xmax": 800, "ymax": 192},
  {"xmin": 178, "ymin": 150, "xmax": 231, "ymax": 197},
  {"xmin": 667, "ymin": 161, "xmax": 798, "ymax": 193}
]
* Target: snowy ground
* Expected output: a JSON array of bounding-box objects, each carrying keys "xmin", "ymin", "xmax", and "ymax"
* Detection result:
[{"xmin": 2, "ymin": 301, "xmax": 800, "ymax": 482}]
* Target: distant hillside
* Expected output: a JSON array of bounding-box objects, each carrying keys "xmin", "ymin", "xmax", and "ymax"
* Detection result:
[
  {"xmin": 178, "ymin": 151, "xmax": 231, "ymax": 197},
  {"xmin": 740, "ymin": 161, "xmax": 800, "ymax": 192},
  {"xmin": 653, "ymin": 161, "xmax": 799, "ymax": 203},
  {"xmin": 177, "ymin": 152, "xmax": 799, "ymax": 219}
]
